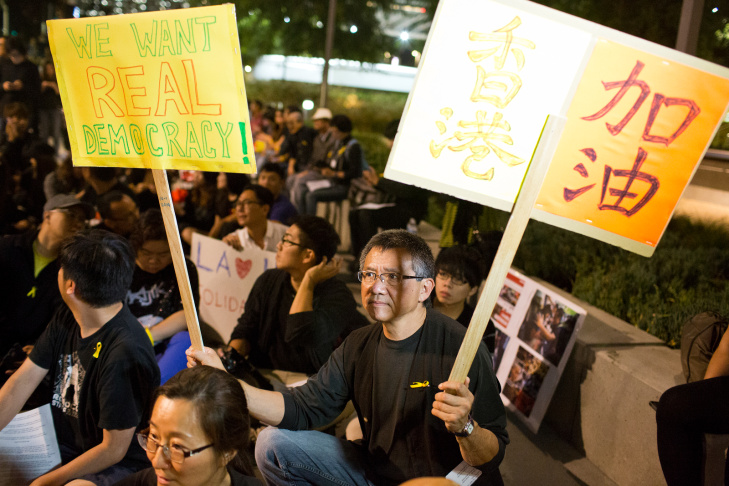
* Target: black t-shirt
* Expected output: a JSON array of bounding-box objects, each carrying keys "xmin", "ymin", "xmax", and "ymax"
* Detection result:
[
  {"xmin": 370, "ymin": 326, "xmax": 424, "ymax": 484},
  {"xmin": 29, "ymin": 304, "xmax": 160, "ymax": 470},
  {"xmin": 114, "ymin": 465, "xmax": 262, "ymax": 485},
  {"xmin": 125, "ymin": 260, "xmax": 199, "ymax": 332}
]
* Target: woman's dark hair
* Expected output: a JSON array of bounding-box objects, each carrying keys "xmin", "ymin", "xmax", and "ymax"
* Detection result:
[
  {"xmin": 129, "ymin": 209, "xmax": 166, "ymax": 253},
  {"xmin": 59, "ymin": 229, "xmax": 135, "ymax": 308},
  {"xmin": 157, "ymin": 366, "xmax": 253, "ymax": 475},
  {"xmin": 291, "ymin": 215, "xmax": 340, "ymax": 264},
  {"xmin": 435, "ymin": 245, "xmax": 486, "ymax": 288}
]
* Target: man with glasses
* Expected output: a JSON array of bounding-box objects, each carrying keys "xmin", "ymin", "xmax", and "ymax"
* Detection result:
[
  {"xmin": 221, "ymin": 184, "xmax": 289, "ymax": 252},
  {"xmin": 0, "ymin": 194, "xmax": 94, "ymax": 377},
  {"xmin": 189, "ymin": 229, "xmax": 508, "ymax": 485},
  {"xmin": 0, "ymin": 229, "xmax": 159, "ymax": 485},
  {"xmin": 226, "ymin": 214, "xmax": 367, "ymax": 376}
]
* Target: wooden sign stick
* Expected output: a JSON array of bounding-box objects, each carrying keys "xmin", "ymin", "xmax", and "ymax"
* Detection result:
[
  {"xmin": 448, "ymin": 115, "xmax": 566, "ymax": 383},
  {"xmin": 151, "ymin": 168, "xmax": 204, "ymax": 351}
]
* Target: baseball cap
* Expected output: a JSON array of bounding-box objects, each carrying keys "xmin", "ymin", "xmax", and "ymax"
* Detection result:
[
  {"xmin": 312, "ymin": 108, "xmax": 333, "ymax": 121},
  {"xmin": 43, "ymin": 194, "xmax": 95, "ymax": 219}
]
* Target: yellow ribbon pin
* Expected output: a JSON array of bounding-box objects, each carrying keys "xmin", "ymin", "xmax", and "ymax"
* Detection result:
[
  {"xmin": 27, "ymin": 286, "xmax": 36, "ymax": 298},
  {"xmin": 93, "ymin": 342, "xmax": 102, "ymax": 358},
  {"xmin": 410, "ymin": 381, "xmax": 429, "ymax": 388}
]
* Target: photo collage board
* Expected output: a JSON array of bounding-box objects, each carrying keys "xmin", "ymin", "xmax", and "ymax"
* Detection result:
[{"xmin": 491, "ymin": 269, "xmax": 586, "ymax": 432}]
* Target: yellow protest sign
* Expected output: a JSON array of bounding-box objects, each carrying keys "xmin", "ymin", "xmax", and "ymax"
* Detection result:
[
  {"xmin": 47, "ymin": 5, "xmax": 255, "ymax": 174},
  {"xmin": 533, "ymin": 39, "xmax": 729, "ymax": 256}
]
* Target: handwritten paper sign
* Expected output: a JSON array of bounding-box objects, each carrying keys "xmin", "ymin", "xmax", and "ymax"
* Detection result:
[
  {"xmin": 191, "ymin": 233, "xmax": 275, "ymax": 342},
  {"xmin": 385, "ymin": 0, "xmax": 592, "ymax": 211},
  {"xmin": 47, "ymin": 5, "xmax": 255, "ymax": 174},
  {"xmin": 533, "ymin": 40, "xmax": 729, "ymax": 255},
  {"xmin": 490, "ymin": 269, "xmax": 586, "ymax": 432},
  {"xmin": 387, "ymin": 0, "xmax": 729, "ymax": 255}
]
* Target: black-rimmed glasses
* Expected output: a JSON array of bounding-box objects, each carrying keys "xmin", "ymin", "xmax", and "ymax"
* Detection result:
[
  {"xmin": 357, "ymin": 271, "xmax": 427, "ymax": 286},
  {"xmin": 280, "ymin": 236, "xmax": 308, "ymax": 249},
  {"xmin": 137, "ymin": 431, "xmax": 214, "ymax": 464}
]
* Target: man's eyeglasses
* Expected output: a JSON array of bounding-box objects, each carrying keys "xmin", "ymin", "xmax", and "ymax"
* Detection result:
[
  {"xmin": 280, "ymin": 236, "xmax": 308, "ymax": 249},
  {"xmin": 235, "ymin": 200, "xmax": 261, "ymax": 209},
  {"xmin": 137, "ymin": 431, "xmax": 214, "ymax": 464},
  {"xmin": 436, "ymin": 270, "xmax": 468, "ymax": 286},
  {"xmin": 357, "ymin": 271, "xmax": 427, "ymax": 286}
]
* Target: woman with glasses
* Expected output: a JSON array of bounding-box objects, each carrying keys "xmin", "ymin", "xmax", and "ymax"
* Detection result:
[
  {"xmin": 126, "ymin": 209, "xmax": 199, "ymax": 384},
  {"xmin": 431, "ymin": 245, "xmax": 495, "ymax": 352},
  {"xmin": 115, "ymin": 366, "xmax": 261, "ymax": 485}
]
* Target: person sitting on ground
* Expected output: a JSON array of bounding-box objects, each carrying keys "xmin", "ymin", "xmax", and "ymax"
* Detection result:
[
  {"xmin": 43, "ymin": 155, "xmax": 85, "ymax": 200},
  {"xmin": 348, "ymin": 119, "xmax": 429, "ymax": 265},
  {"xmin": 0, "ymin": 229, "xmax": 159, "ymax": 485},
  {"xmin": 278, "ymin": 109, "xmax": 316, "ymax": 177},
  {"xmin": 177, "ymin": 170, "xmax": 218, "ymax": 246},
  {"xmin": 432, "ymin": 245, "xmax": 496, "ymax": 352},
  {"xmin": 208, "ymin": 171, "xmax": 251, "ymax": 239},
  {"xmin": 0, "ymin": 194, "xmax": 94, "ymax": 380},
  {"xmin": 127, "ymin": 209, "xmax": 199, "ymax": 385},
  {"xmin": 257, "ymin": 162, "xmax": 297, "ymax": 225},
  {"xmin": 221, "ymin": 184, "xmax": 288, "ymax": 252},
  {"xmin": 296, "ymin": 114, "xmax": 363, "ymax": 215},
  {"xmin": 78, "ymin": 166, "xmax": 137, "ymax": 212},
  {"xmin": 656, "ymin": 312, "xmax": 729, "ymax": 486},
  {"xmin": 226, "ymin": 214, "xmax": 368, "ymax": 375},
  {"xmin": 116, "ymin": 366, "xmax": 261, "ymax": 486},
  {"xmin": 188, "ymin": 229, "xmax": 508, "ymax": 484},
  {"xmin": 95, "ymin": 190, "xmax": 140, "ymax": 238}
]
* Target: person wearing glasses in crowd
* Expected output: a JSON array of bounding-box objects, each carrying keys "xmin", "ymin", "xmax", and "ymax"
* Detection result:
[
  {"xmin": 226, "ymin": 215, "xmax": 367, "ymax": 376},
  {"xmin": 0, "ymin": 194, "xmax": 94, "ymax": 381},
  {"xmin": 432, "ymin": 245, "xmax": 495, "ymax": 353},
  {"xmin": 221, "ymin": 184, "xmax": 289, "ymax": 252},
  {"xmin": 188, "ymin": 229, "xmax": 508, "ymax": 485},
  {"xmin": 0, "ymin": 229, "xmax": 159, "ymax": 485},
  {"xmin": 126, "ymin": 209, "xmax": 200, "ymax": 384},
  {"xmin": 115, "ymin": 366, "xmax": 261, "ymax": 485}
]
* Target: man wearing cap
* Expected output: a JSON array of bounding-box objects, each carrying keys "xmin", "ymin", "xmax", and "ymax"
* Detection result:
[
  {"xmin": 310, "ymin": 107, "xmax": 336, "ymax": 168},
  {"xmin": 0, "ymin": 194, "xmax": 94, "ymax": 370}
]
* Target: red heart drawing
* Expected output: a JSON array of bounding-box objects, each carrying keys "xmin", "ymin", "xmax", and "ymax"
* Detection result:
[{"xmin": 235, "ymin": 258, "xmax": 252, "ymax": 279}]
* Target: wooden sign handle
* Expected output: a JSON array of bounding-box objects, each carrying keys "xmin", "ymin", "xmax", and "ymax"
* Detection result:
[
  {"xmin": 151, "ymin": 169, "xmax": 204, "ymax": 351},
  {"xmin": 448, "ymin": 115, "xmax": 566, "ymax": 383}
]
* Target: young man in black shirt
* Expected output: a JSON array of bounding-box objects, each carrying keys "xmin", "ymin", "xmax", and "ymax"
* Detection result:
[{"xmin": 0, "ymin": 229, "xmax": 159, "ymax": 485}]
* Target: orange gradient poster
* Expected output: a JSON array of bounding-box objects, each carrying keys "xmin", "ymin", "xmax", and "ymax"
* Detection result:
[
  {"xmin": 534, "ymin": 40, "xmax": 729, "ymax": 255},
  {"xmin": 46, "ymin": 5, "xmax": 255, "ymax": 174}
]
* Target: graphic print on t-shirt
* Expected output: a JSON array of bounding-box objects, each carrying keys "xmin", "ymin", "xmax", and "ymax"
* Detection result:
[
  {"xmin": 126, "ymin": 283, "xmax": 171, "ymax": 308},
  {"xmin": 51, "ymin": 351, "xmax": 85, "ymax": 418}
]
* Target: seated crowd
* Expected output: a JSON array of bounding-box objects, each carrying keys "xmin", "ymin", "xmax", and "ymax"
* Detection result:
[{"xmin": 0, "ymin": 80, "xmax": 724, "ymax": 485}]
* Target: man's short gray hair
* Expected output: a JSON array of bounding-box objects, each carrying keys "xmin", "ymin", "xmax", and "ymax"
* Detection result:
[{"xmin": 359, "ymin": 229, "xmax": 435, "ymax": 278}]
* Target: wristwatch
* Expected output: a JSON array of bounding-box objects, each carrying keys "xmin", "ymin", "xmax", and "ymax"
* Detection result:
[{"xmin": 453, "ymin": 414, "xmax": 474, "ymax": 437}]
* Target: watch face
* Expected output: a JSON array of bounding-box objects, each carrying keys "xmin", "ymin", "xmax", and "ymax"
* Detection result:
[{"xmin": 464, "ymin": 420, "xmax": 474, "ymax": 436}]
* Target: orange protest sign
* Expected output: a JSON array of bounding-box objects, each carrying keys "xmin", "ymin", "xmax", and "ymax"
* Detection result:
[{"xmin": 534, "ymin": 39, "xmax": 729, "ymax": 256}]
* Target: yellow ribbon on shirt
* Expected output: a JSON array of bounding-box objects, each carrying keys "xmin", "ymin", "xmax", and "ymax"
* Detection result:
[{"xmin": 93, "ymin": 342, "xmax": 102, "ymax": 358}]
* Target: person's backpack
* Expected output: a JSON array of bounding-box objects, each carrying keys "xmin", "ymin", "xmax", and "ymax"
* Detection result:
[{"xmin": 681, "ymin": 312, "xmax": 728, "ymax": 383}]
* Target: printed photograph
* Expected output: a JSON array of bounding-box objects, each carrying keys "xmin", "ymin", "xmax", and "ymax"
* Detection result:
[
  {"xmin": 492, "ymin": 328, "xmax": 510, "ymax": 373},
  {"xmin": 517, "ymin": 290, "xmax": 581, "ymax": 366},
  {"xmin": 502, "ymin": 346, "xmax": 550, "ymax": 418}
]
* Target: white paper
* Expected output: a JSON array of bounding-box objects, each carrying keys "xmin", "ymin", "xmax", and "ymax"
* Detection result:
[
  {"xmin": 446, "ymin": 461, "xmax": 482, "ymax": 485},
  {"xmin": 305, "ymin": 179, "xmax": 332, "ymax": 192},
  {"xmin": 0, "ymin": 404, "xmax": 62, "ymax": 486}
]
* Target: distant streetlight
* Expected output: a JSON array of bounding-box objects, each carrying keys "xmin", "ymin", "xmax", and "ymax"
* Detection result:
[
  {"xmin": 400, "ymin": 31, "xmax": 409, "ymax": 41},
  {"xmin": 302, "ymin": 100, "xmax": 315, "ymax": 110},
  {"xmin": 284, "ymin": 16, "xmax": 290, "ymax": 23},
  {"xmin": 350, "ymin": 25, "xmax": 358, "ymax": 34}
]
